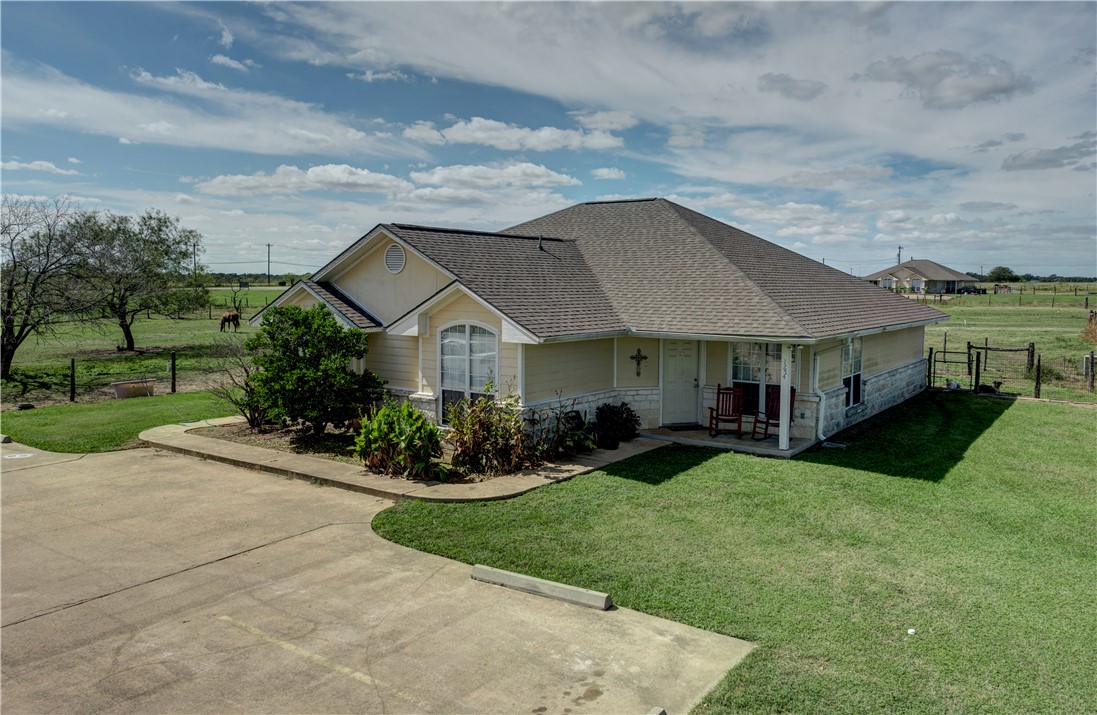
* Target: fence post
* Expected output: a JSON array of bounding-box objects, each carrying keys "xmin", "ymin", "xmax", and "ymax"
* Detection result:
[
  {"xmin": 927, "ymin": 347, "xmax": 934, "ymax": 386},
  {"xmin": 1035, "ymin": 355, "xmax": 1041, "ymax": 398},
  {"xmin": 171, "ymin": 351, "xmax": 177, "ymax": 394},
  {"xmin": 1027, "ymin": 343, "xmax": 1035, "ymax": 374},
  {"xmin": 69, "ymin": 358, "xmax": 76, "ymax": 402},
  {"xmin": 973, "ymin": 351, "xmax": 981, "ymax": 393},
  {"xmin": 1090, "ymin": 351, "xmax": 1095, "ymax": 392},
  {"xmin": 209, "ymin": 304, "xmax": 212, "ymax": 320}
]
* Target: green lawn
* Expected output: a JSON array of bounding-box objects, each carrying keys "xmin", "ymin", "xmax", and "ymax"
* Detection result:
[
  {"xmin": 0, "ymin": 390, "xmax": 235, "ymax": 452},
  {"xmin": 374, "ymin": 392, "xmax": 1096, "ymax": 714}
]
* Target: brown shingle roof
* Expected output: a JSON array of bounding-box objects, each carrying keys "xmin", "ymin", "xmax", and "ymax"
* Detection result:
[
  {"xmin": 505, "ymin": 198, "xmax": 946, "ymax": 339},
  {"xmin": 864, "ymin": 260, "xmax": 977, "ymax": 282},
  {"xmin": 305, "ymin": 279, "xmax": 382, "ymax": 329},
  {"xmin": 383, "ymin": 225, "xmax": 625, "ymax": 338}
]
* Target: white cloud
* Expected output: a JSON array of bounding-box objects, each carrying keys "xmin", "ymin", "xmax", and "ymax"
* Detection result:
[
  {"xmin": 1, "ymin": 160, "xmax": 80, "ymax": 175},
  {"xmin": 409, "ymin": 117, "xmax": 623, "ymax": 152},
  {"xmin": 591, "ymin": 167, "xmax": 626, "ymax": 180},
  {"xmin": 218, "ymin": 19, "xmax": 234, "ymax": 49},
  {"xmin": 757, "ymin": 73, "xmax": 827, "ymax": 101},
  {"xmin": 402, "ymin": 121, "xmax": 445, "ymax": 145},
  {"xmin": 776, "ymin": 166, "xmax": 892, "ymax": 188},
  {"xmin": 570, "ymin": 110, "xmax": 638, "ymax": 131},
  {"xmin": 667, "ymin": 125, "xmax": 705, "ymax": 148},
  {"xmin": 856, "ymin": 50, "xmax": 1037, "ymax": 110},
  {"xmin": 1001, "ymin": 132, "xmax": 1096, "ymax": 171},
  {"xmin": 195, "ymin": 164, "xmax": 414, "ymax": 196},
  {"xmin": 2, "ymin": 62, "xmax": 424, "ymax": 159},
  {"xmin": 211, "ymin": 54, "xmax": 260, "ymax": 72},
  {"xmin": 410, "ymin": 163, "xmax": 580, "ymax": 189},
  {"xmin": 66, "ymin": 156, "xmax": 81, "ymax": 164},
  {"xmin": 347, "ymin": 70, "xmax": 409, "ymax": 83}
]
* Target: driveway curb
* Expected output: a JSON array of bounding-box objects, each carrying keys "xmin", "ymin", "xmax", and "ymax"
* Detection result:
[{"xmin": 139, "ymin": 418, "xmax": 664, "ymax": 502}]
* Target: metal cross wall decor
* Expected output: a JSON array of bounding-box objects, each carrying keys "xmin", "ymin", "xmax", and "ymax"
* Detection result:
[{"xmin": 629, "ymin": 348, "xmax": 648, "ymax": 377}]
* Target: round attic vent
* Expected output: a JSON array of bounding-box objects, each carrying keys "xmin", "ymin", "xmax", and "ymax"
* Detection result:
[{"xmin": 384, "ymin": 243, "xmax": 405, "ymax": 274}]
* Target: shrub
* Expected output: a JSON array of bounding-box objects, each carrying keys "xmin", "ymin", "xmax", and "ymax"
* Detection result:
[
  {"xmin": 447, "ymin": 387, "xmax": 541, "ymax": 476},
  {"xmin": 209, "ymin": 337, "xmax": 274, "ymax": 429},
  {"xmin": 355, "ymin": 399, "xmax": 445, "ymax": 481},
  {"xmin": 528, "ymin": 396, "xmax": 595, "ymax": 458},
  {"xmin": 594, "ymin": 401, "xmax": 642, "ymax": 442},
  {"xmin": 246, "ymin": 304, "xmax": 385, "ymax": 434}
]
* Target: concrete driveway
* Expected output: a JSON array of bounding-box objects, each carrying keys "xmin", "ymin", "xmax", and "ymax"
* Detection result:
[{"xmin": 2, "ymin": 442, "xmax": 752, "ymax": 714}]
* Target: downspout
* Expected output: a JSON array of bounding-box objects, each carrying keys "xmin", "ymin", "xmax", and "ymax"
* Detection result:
[{"xmin": 813, "ymin": 343, "xmax": 843, "ymax": 442}]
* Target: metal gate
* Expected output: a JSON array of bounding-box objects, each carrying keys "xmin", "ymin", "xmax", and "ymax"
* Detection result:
[{"xmin": 929, "ymin": 348, "xmax": 972, "ymax": 389}]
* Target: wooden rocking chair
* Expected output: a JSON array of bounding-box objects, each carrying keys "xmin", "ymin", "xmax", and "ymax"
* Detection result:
[
  {"xmin": 708, "ymin": 384, "xmax": 745, "ymax": 437},
  {"xmin": 752, "ymin": 386, "xmax": 796, "ymax": 440}
]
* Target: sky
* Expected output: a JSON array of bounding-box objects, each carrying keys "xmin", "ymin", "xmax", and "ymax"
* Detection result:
[{"xmin": 2, "ymin": 1, "xmax": 1095, "ymax": 279}]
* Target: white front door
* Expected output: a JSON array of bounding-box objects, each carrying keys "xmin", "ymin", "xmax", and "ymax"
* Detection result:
[{"xmin": 663, "ymin": 340, "xmax": 698, "ymax": 424}]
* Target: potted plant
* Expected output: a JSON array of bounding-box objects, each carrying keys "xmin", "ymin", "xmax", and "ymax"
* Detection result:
[{"xmin": 594, "ymin": 402, "xmax": 641, "ymax": 449}]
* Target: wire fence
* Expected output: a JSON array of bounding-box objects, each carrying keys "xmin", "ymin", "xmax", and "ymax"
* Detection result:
[{"xmin": 929, "ymin": 341, "xmax": 1097, "ymax": 402}]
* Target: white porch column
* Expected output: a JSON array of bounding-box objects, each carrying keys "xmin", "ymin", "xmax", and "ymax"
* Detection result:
[{"xmin": 779, "ymin": 343, "xmax": 792, "ymax": 450}]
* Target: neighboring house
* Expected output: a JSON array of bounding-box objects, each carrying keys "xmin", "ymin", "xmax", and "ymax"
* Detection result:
[
  {"xmin": 864, "ymin": 260, "xmax": 978, "ymax": 294},
  {"xmin": 255, "ymin": 198, "xmax": 948, "ymax": 452}
]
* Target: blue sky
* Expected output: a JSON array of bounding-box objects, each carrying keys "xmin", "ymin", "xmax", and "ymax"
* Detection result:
[{"xmin": 2, "ymin": 1, "xmax": 1095, "ymax": 278}]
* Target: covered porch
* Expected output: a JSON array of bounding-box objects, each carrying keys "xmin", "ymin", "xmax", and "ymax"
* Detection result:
[{"xmin": 641, "ymin": 426, "xmax": 816, "ymax": 459}]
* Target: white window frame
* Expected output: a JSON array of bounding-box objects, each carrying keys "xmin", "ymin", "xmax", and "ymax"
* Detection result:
[
  {"xmin": 438, "ymin": 321, "xmax": 498, "ymax": 422},
  {"xmin": 842, "ymin": 337, "xmax": 863, "ymax": 409}
]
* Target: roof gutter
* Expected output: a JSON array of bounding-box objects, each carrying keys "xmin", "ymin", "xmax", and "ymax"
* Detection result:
[{"xmin": 538, "ymin": 318, "xmax": 945, "ymax": 345}]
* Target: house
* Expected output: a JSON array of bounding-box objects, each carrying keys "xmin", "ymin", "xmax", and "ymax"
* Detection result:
[
  {"xmin": 864, "ymin": 260, "xmax": 978, "ymax": 294},
  {"xmin": 256, "ymin": 198, "xmax": 948, "ymax": 453}
]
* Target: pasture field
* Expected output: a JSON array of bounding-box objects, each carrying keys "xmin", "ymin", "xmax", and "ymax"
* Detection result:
[
  {"xmin": 922, "ymin": 294, "xmax": 1096, "ymax": 402},
  {"xmin": 1, "ymin": 287, "xmax": 285, "ymax": 407}
]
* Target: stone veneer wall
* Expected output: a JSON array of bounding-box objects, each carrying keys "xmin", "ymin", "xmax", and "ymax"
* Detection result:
[
  {"xmin": 396, "ymin": 387, "xmax": 664, "ymax": 430},
  {"xmin": 522, "ymin": 387, "xmax": 662, "ymax": 429},
  {"xmin": 819, "ymin": 358, "xmax": 927, "ymax": 439}
]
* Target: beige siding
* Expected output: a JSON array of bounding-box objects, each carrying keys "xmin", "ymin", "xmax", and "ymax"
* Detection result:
[
  {"xmin": 816, "ymin": 339, "xmax": 844, "ymax": 390},
  {"xmin": 365, "ymin": 333, "xmax": 418, "ymax": 390},
  {"xmin": 333, "ymin": 235, "xmax": 450, "ymax": 325},
  {"xmin": 282, "ymin": 290, "xmax": 318, "ymax": 308},
  {"xmin": 525, "ymin": 339, "xmax": 615, "ymax": 402},
  {"xmin": 864, "ymin": 327, "xmax": 924, "ymax": 376},
  {"xmin": 615, "ymin": 337, "xmax": 660, "ymax": 389},
  {"xmin": 705, "ymin": 341, "xmax": 729, "ymax": 386},
  {"xmin": 814, "ymin": 328, "xmax": 925, "ymax": 390},
  {"xmin": 419, "ymin": 292, "xmax": 503, "ymax": 397}
]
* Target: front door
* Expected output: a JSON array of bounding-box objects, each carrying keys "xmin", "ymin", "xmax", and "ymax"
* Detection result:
[{"xmin": 663, "ymin": 340, "xmax": 698, "ymax": 424}]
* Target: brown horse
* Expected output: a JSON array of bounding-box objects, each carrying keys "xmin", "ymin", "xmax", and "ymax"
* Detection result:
[{"xmin": 220, "ymin": 311, "xmax": 240, "ymax": 332}]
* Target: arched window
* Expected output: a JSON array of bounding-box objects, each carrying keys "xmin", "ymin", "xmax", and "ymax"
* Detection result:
[{"xmin": 440, "ymin": 323, "xmax": 497, "ymax": 421}]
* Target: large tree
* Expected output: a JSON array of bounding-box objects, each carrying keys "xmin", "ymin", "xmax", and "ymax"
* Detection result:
[
  {"xmin": 986, "ymin": 265, "xmax": 1020, "ymax": 283},
  {"xmin": 72, "ymin": 209, "xmax": 208, "ymax": 351},
  {"xmin": 0, "ymin": 195, "xmax": 90, "ymax": 380}
]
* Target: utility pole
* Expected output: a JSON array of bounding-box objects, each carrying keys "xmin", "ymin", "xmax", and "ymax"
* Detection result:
[
  {"xmin": 266, "ymin": 243, "xmax": 272, "ymax": 285},
  {"xmin": 192, "ymin": 241, "xmax": 198, "ymax": 275},
  {"xmin": 897, "ymin": 245, "xmax": 903, "ymax": 265}
]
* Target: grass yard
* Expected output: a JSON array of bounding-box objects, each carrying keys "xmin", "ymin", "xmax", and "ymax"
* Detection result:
[
  {"xmin": 0, "ymin": 390, "xmax": 235, "ymax": 452},
  {"xmin": 374, "ymin": 392, "xmax": 1096, "ymax": 714}
]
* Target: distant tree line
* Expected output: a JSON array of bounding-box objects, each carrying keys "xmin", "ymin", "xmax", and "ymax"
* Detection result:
[
  {"xmin": 209, "ymin": 272, "xmax": 311, "ymax": 287},
  {"xmin": 966, "ymin": 266, "xmax": 1096, "ymax": 283}
]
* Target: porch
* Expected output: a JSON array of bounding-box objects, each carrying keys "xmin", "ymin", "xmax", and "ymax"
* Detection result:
[{"xmin": 640, "ymin": 426, "xmax": 817, "ymax": 459}]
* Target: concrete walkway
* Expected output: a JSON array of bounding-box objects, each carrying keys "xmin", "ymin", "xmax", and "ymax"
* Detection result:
[{"xmin": 140, "ymin": 417, "xmax": 664, "ymax": 502}]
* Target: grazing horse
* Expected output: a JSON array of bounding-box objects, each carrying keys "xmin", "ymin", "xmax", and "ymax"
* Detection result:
[{"xmin": 220, "ymin": 311, "xmax": 240, "ymax": 332}]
